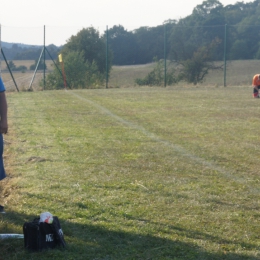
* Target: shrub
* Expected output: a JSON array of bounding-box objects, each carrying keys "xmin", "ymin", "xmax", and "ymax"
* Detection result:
[{"xmin": 135, "ymin": 58, "xmax": 176, "ymax": 86}]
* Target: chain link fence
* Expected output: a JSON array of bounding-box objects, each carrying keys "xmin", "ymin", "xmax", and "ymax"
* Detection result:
[{"xmin": 0, "ymin": 24, "xmax": 259, "ymax": 91}]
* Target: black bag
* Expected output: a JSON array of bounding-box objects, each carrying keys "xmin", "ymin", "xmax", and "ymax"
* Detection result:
[{"xmin": 23, "ymin": 216, "xmax": 66, "ymax": 251}]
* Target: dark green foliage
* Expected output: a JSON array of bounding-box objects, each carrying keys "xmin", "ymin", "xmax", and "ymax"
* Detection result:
[
  {"xmin": 46, "ymin": 27, "xmax": 111, "ymax": 89},
  {"xmin": 6, "ymin": 61, "xmax": 27, "ymax": 72},
  {"xmin": 6, "ymin": 60, "xmax": 16, "ymax": 70},
  {"xmin": 177, "ymin": 38, "xmax": 223, "ymax": 85},
  {"xmin": 229, "ymin": 40, "xmax": 250, "ymax": 60},
  {"xmin": 107, "ymin": 0, "xmax": 260, "ymax": 65},
  {"xmin": 45, "ymin": 51, "xmax": 104, "ymax": 90},
  {"xmin": 2, "ymin": 44, "xmax": 61, "ymax": 60},
  {"xmin": 137, "ymin": 38, "xmax": 222, "ymax": 86},
  {"xmin": 3, "ymin": 0, "xmax": 260, "ymax": 68},
  {"xmin": 62, "ymin": 27, "xmax": 112, "ymax": 75},
  {"xmin": 133, "ymin": 26, "xmax": 166, "ymax": 64},
  {"xmin": 135, "ymin": 58, "xmax": 176, "ymax": 86},
  {"xmin": 14, "ymin": 65, "xmax": 27, "ymax": 72},
  {"xmin": 107, "ymin": 25, "xmax": 139, "ymax": 65},
  {"xmin": 29, "ymin": 59, "xmax": 47, "ymax": 70}
]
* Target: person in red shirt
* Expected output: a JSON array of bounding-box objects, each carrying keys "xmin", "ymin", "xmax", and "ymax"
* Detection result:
[{"xmin": 252, "ymin": 74, "xmax": 260, "ymax": 98}]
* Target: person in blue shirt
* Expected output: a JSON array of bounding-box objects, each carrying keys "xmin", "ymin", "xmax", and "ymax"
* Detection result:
[{"xmin": 0, "ymin": 77, "xmax": 8, "ymax": 213}]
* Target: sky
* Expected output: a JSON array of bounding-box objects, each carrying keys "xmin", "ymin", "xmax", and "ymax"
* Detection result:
[{"xmin": 0, "ymin": 0, "xmax": 253, "ymax": 46}]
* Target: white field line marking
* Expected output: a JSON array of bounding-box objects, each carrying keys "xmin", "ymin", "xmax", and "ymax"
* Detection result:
[{"xmin": 69, "ymin": 91, "xmax": 258, "ymax": 193}]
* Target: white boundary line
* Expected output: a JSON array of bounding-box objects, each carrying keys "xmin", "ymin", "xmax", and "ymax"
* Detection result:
[{"xmin": 68, "ymin": 90, "xmax": 259, "ymax": 194}]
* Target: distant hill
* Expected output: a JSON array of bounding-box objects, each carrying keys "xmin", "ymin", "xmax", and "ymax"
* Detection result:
[
  {"xmin": 1, "ymin": 41, "xmax": 42, "ymax": 49},
  {"xmin": 0, "ymin": 42, "xmax": 62, "ymax": 60}
]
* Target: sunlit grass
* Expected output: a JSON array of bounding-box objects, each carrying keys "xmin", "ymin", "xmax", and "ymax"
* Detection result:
[{"xmin": 0, "ymin": 86, "xmax": 260, "ymax": 259}]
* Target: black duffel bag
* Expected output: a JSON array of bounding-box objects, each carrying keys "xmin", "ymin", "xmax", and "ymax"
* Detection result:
[{"xmin": 23, "ymin": 216, "xmax": 66, "ymax": 251}]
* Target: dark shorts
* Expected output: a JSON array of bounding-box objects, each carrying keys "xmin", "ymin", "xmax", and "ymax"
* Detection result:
[
  {"xmin": 254, "ymin": 86, "xmax": 260, "ymax": 93},
  {"xmin": 0, "ymin": 134, "xmax": 6, "ymax": 181}
]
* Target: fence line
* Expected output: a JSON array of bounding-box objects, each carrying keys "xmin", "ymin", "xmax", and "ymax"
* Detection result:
[{"xmin": 1, "ymin": 24, "xmax": 260, "ymax": 90}]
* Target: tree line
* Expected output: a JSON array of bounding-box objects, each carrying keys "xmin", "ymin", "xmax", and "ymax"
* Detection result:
[
  {"xmin": 3, "ymin": 0, "xmax": 260, "ymax": 65},
  {"xmin": 108, "ymin": 0, "xmax": 260, "ymax": 65},
  {"xmin": 3, "ymin": 0, "xmax": 260, "ymax": 88},
  {"xmin": 1, "ymin": 43, "xmax": 62, "ymax": 61}
]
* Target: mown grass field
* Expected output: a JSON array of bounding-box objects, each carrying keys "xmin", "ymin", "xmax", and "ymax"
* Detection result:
[{"xmin": 0, "ymin": 85, "xmax": 260, "ymax": 259}]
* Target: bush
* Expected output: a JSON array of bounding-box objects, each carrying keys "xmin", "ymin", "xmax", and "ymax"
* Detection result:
[
  {"xmin": 30, "ymin": 60, "xmax": 46, "ymax": 70},
  {"xmin": 135, "ymin": 58, "xmax": 176, "ymax": 86},
  {"xmin": 14, "ymin": 65, "xmax": 27, "ymax": 72},
  {"xmin": 45, "ymin": 51, "xmax": 105, "ymax": 90}
]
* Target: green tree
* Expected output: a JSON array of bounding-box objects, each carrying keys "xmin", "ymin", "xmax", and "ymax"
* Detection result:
[
  {"xmin": 133, "ymin": 26, "xmax": 162, "ymax": 64},
  {"xmin": 7, "ymin": 60, "xmax": 16, "ymax": 71},
  {"xmin": 177, "ymin": 39, "xmax": 222, "ymax": 85},
  {"xmin": 192, "ymin": 0, "xmax": 223, "ymax": 17},
  {"xmin": 107, "ymin": 25, "xmax": 139, "ymax": 65},
  {"xmin": 62, "ymin": 27, "xmax": 112, "ymax": 75},
  {"xmin": 30, "ymin": 59, "xmax": 46, "ymax": 70},
  {"xmin": 229, "ymin": 40, "xmax": 250, "ymax": 60},
  {"xmin": 45, "ymin": 51, "xmax": 104, "ymax": 90}
]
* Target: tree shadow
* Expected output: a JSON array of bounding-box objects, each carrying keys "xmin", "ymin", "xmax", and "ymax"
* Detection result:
[{"xmin": 0, "ymin": 210, "xmax": 259, "ymax": 260}]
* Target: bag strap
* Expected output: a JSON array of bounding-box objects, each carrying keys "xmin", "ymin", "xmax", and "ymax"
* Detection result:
[{"xmin": 50, "ymin": 217, "xmax": 66, "ymax": 248}]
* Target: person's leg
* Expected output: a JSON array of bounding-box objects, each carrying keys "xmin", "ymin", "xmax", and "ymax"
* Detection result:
[
  {"xmin": 0, "ymin": 205, "xmax": 5, "ymax": 213},
  {"xmin": 253, "ymin": 87, "xmax": 259, "ymax": 98},
  {"xmin": 0, "ymin": 134, "xmax": 6, "ymax": 213}
]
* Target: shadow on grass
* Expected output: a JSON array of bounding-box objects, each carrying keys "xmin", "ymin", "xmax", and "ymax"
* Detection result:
[{"xmin": 0, "ymin": 210, "xmax": 258, "ymax": 260}]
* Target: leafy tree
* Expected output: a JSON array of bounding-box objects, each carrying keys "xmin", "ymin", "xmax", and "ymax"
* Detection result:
[
  {"xmin": 133, "ymin": 26, "xmax": 165, "ymax": 64},
  {"xmin": 7, "ymin": 60, "xmax": 16, "ymax": 70},
  {"xmin": 62, "ymin": 27, "xmax": 112, "ymax": 76},
  {"xmin": 107, "ymin": 25, "xmax": 139, "ymax": 65},
  {"xmin": 229, "ymin": 40, "xmax": 250, "ymax": 60},
  {"xmin": 192, "ymin": 0, "xmax": 223, "ymax": 17},
  {"xmin": 15, "ymin": 65, "xmax": 27, "ymax": 72},
  {"xmin": 177, "ymin": 38, "xmax": 222, "ymax": 85},
  {"xmin": 29, "ymin": 59, "xmax": 46, "ymax": 70},
  {"xmin": 46, "ymin": 26, "xmax": 111, "ymax": 89},
  {"xmin": 45, "ymin": 44, "xmax": 62, "ymax": 60},
  {"xmin": 45, "ymin": 51, "xmax": 104, "ymax": 90},
  {"xmin": 6, "ymin": 60, "xmax": 27, "ymax": 72}
]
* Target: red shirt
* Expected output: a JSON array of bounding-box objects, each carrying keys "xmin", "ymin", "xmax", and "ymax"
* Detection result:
[{"xmin": 252, "ymin": 74, "xmax": 260, "ymax": 86}]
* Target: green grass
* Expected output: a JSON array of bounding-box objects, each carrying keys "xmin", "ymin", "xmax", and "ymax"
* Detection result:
[{"xmin": 1, "ymin": 86, "xmax": 260, "ymax": 259}]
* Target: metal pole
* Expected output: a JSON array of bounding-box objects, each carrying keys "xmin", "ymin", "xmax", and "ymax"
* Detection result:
[
  {"xmin": 224, "ymin": 24, "xmax": 227, "ymax": 87},
  {"xmin": 28, "ymin": 47, "xmax": 44, "ymax": 90},
  {"xmin": 106, "ymin": 25, "xmax": 108, "ymax": 89},
  {"xmin": 164, "ymin": 23, "xmax": 166, "ymax": 87},
  {"xmin": 43, "ymin": 25, "xmax": 46, "ymax": 90},
  {"xmin": 1, "ymin": 49, "xmax": 19, "ymax": 92}
]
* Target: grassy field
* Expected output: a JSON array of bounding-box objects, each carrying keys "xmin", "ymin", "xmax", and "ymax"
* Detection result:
[{"xmin": 0, "ymin": 85, "xmax": 260, "ymax": 259}]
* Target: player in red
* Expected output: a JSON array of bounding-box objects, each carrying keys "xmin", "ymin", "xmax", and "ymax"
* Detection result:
[{"xmin": 252, "ymin": 74, "xmax": 260, "ymax": 98}]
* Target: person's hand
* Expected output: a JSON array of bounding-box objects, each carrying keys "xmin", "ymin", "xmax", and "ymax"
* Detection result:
[{"xmin": 0, "ymin": 120, "xmax": 8, "ymax": 134}]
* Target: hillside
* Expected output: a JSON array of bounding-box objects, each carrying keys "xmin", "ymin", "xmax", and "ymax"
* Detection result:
[
  {"xmin": 1, "ymin": 41, "xmax": 42, "ymax": 49},
  {"xmin": 1, "ymin": 42, "xmax": 61, "ymax": 60},
  {"xmin": 0, "ymin": 59, "xmax": 258, "ymax": 91}
]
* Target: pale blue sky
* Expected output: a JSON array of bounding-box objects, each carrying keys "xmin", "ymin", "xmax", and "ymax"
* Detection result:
[{"xmin": 0, "ymin": 0, "xmax": 253, "ymax": 45}]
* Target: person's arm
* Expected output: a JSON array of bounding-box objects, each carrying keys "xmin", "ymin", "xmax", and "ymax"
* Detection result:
[
  {"xmin": 0, "ymin": 92, "xmax": 8, "ymax": 134},
  {"xmin": 253, "ymin": 75, "xmax": 257, "ymax": 86}
]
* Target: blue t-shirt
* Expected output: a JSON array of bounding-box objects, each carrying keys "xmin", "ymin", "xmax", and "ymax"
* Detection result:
[{"xmin": 0, "ymin": 78, "xmax": 6, "ymax": 92}]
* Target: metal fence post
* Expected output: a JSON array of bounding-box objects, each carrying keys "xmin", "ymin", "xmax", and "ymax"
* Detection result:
[
  {"xmin": 224, "ymin": 24, "xmax": 227, "ymax": 87},
  {"xmin": 164, "ymin": 24, "xmax": 166, "ymax": 87}
]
